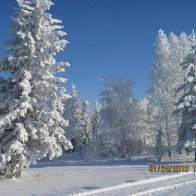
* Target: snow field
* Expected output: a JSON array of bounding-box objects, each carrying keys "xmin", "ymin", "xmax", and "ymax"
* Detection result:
[{"xmin": 70, "ymin": 171, "xmax": 195, "ymax": 196}]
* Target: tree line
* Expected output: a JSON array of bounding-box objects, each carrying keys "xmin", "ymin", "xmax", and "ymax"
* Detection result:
[{"xmin": 65, "ymin": 30, "xmax": 196, "ymax": 162}]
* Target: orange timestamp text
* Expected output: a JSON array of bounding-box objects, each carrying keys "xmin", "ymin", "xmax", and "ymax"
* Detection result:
[{"xmin": 149, "ymin": 164, "xmax": 196, "ymax": 172}]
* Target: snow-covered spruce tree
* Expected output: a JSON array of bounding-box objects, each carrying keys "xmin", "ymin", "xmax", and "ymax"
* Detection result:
[
  {"xmin": 91, "ymin": 101, "xmax": 101, "ymax": 137},
  {"xmin": 78, "ymin": 101, "xmax": 91, "ymax": 158},
  {"xmin": 149, "ymin": 30, "xmax": 195, "ymax": 158},
  {"xmin": 176, "ymin": 45, "xmax": 196, "ymax": 161},
  {"xmin": 0, "ymin": 0, "xmax": 72, "ymax": 178},
  {"xmin": 80, "ymin": 101, "xmax": 91, "ymax": 145},
  {"xmin": 85, "ymin": 101, "xmax": 101, "ymax": 159},
  {"xmin": 64, "ymin": 84, "xmax": 83, "ymax": 151}
]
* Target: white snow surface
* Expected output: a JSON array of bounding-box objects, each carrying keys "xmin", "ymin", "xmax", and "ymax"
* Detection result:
[{"xmin": 0, "ymin": 154, "xmax": 195, "ymax": 196}]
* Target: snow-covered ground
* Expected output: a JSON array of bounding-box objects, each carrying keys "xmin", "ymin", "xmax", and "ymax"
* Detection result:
[{"xmin": 0, "ymin": 154, "xmax": 195, "ymax": 196}]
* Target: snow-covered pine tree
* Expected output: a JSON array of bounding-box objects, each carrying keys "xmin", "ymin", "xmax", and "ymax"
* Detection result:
[
  {"xmin": 176, "ymin": 45, "xmax": 196, "ymax": 161},
  {"xmin": 64, "ymin": 84, "xmax": 83, "ymax": 151},
  {"xmin": 0, "ymin": 0, "xmax": 72, "ymax": 178}
]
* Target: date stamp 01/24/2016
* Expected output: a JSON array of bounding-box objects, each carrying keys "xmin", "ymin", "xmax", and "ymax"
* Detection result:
[{"xmin": 149, "ymin": 164, "xmax": 196, "ymax": 172}]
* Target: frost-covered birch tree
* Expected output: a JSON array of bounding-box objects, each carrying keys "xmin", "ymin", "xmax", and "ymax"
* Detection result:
[
  {"xmin": 0, "ymin": 0, "xmax": 72, "ymax": 178},
  {"xmin": 150, "ymin": 30, "xmax": 172, "ymax": 156},
  {"xmin": 136, "ymin": 97, "xmax": 156, "ymax": 147},
  {"xmin": 100, "ymin": 76, "xmax": 136, "ymax": 158},
  {"xmin": 149, "ymin": 29, "xmax": 195, "ymax": 158}
]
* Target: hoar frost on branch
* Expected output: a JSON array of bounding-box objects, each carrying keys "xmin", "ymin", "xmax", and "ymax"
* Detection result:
[{"xmin": 0, "ymin": 0, "xmax": 72, "ymax": 178}]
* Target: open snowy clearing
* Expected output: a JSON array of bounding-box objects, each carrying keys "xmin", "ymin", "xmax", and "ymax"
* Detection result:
[
  {"xmin": 70, "ymin": 172, "xmax": 195, "ymax": 196},
  {"xmin": 0, "ymin": 155, "xmax": 195, "ymax": 196}
]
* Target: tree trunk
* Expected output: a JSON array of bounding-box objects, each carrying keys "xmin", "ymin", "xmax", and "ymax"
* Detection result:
[
  {"xmin": 121, "ymin": 130, "xmax": 126, "ymax": 159},
  {"xmin": 195, "ymin": 152, "xmax": 196, "ymax": 162}
]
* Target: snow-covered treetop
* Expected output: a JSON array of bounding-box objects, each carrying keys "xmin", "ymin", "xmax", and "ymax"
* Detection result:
[{"xmin": 17, "ymin": 0, "xmax": 54, "ymax": 11}]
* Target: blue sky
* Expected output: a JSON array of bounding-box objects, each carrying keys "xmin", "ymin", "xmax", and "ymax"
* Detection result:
[{"xmin": 0, "ymin": 0, "xmax": 196, "ymax": 104}]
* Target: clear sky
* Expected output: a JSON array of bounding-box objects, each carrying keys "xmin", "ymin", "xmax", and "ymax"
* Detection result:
[{"xmin": 0, "ymin": 0, "xmax": 196, "ymax": 104}]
